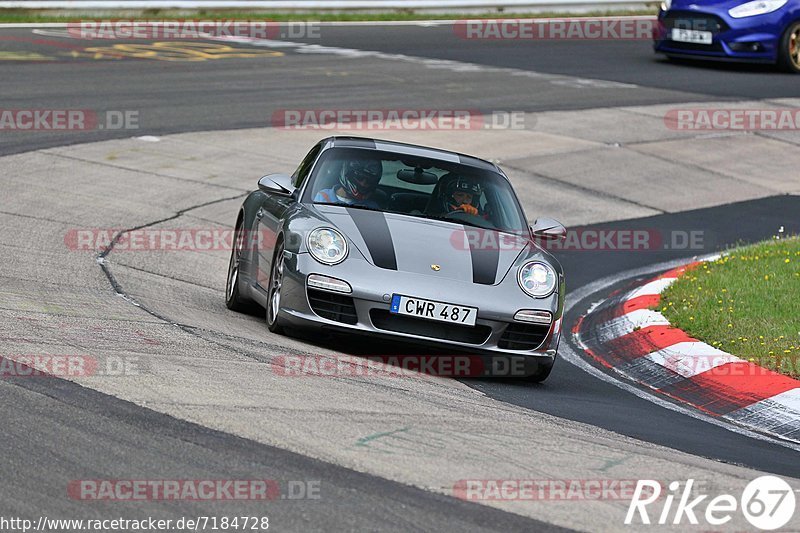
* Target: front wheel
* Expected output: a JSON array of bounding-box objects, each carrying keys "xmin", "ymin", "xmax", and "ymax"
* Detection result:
[
  {"xmin": 226, "ymin": 217, "xmax": 253, "ymax": 312},
  {"xmin": 778, "ymin": 21, "xmax": 800, "ymax": 73},
  {"xmin": 266, "ymin": 240, "xmax": 285, "ymax": 334},
  {"xmin": 526, "ymin": 359, "xmax": 554, "ymax": 383}
]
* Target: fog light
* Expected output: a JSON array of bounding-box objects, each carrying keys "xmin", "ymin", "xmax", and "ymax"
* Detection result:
[
  {"xmin": 307, "ymin": 274, "xmax": 352, "ymax": 293},
  {"xmin": 729, "ymin": 41, "xmax": 764, "ymax": 52},
  {"xmin": 514, "ymin": 310, "xmax": 552, "ymax": 324}
]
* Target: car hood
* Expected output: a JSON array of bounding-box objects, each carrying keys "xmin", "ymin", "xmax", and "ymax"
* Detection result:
[
  {"xmin": 668, "ymin": 0, "xmax": 742, "ymax": 12},
  {"xmin": 311, "ymin": 204, "xmax": 530, "ymax": 285}
]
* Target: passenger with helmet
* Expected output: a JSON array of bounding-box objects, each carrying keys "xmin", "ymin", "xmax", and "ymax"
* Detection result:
[
  {"xmin": 438, "ymin": 174, "xmax": 484, "ymax": 217},
  {"xmin": 314, "ymin": 157, "xmax": 383, "ymax": 208}
]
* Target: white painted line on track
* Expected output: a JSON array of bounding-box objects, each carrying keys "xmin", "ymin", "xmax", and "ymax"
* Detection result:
[
  {"xmin": 205, "ymin": 33, "xmax": 639, "ymax": 90},
  {"xmin": 20, "ymin": 20, "xmax": 643, "ymax": 91}
]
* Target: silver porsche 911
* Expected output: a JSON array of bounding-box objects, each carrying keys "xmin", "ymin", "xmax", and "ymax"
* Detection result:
[{"xmin": 225, "ymin": 137, "xmax": 566, "ymax": 381}]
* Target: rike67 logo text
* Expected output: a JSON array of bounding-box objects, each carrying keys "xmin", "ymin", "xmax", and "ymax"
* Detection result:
[{"xmin": 626, "ymin": 476, "xmax": 795, "ymax": 530}]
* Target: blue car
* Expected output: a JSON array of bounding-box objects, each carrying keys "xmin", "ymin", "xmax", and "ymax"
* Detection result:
[{"xmin": 653, "ymin": 0, "xmax": 800, "ymax": 71}]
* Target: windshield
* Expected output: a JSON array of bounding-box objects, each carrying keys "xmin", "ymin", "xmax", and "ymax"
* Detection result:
[{"xmin": 304, "ymin": 146, "xmax": 528, "ymax": 234}]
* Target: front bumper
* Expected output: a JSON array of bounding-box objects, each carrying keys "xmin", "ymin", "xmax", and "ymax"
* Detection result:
[
  {"xmin": 276, "ymin": 251, "xmax": 562, "ymax": 362},
  {"xmin": 653, "ymin": 8, "xmax": 785, "ymax": 62}
]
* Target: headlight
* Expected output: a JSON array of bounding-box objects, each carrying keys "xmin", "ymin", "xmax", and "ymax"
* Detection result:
[
  {"xmin": 307, "ymin": 228, "xmax": 348, "ymax": 265},
  {"xmin": 517, "ymin": 261, "xmax": 557, "ymax": 298},
  {"xmin": 661, "ymin": 0, "xmax": 671, "ymax": 11},
  {"xmin": 729, "ymin": 0, "xmax": 786, "ymax": 17}
]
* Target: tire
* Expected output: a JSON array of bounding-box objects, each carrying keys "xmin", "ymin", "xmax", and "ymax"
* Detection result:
[
  {"xmin": 225, "ymin": 215, "xmax": 254, "ymax": 312},
  {"xmin": 526, "ymin": 358, "xmax": 555, "ymax": 383},
  {"xmin": 265, "ymin": 239, "xmax": 286, "ymax": 334},
  {"xmin": 778, "ymin": 21, "xmax": 800, "ymax": 73}
]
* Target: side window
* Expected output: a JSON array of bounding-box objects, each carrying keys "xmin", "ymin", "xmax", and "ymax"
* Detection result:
[{"xmin": 292, "ymin": 144, "xmax": 323, "ymax": 188}]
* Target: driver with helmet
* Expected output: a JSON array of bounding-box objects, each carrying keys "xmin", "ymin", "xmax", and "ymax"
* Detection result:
[
  {"xmin": 314, "ymin": 157, "xmax": 383, "ymax": 208},
  {"xmin": 440, "ymin": 174, "xmax": 483, "ymax": 216}
]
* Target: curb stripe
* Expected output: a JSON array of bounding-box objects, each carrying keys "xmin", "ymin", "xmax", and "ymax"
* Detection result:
[
  {"xmin": 617, "ymin": 357, "xmax": 686, "ymax": 389},
  {"xmin": 595, "ymin": 309, "xmax": 670, "ymax": 342},
  {"xmin": 656, "ymin": 262, "xmax": 700, "ymax": 280},
  {"xmin": 621, "ymin": 294, "xmax": 662, "ymax": 314},
  {"xmin": 726, "ymin": 388, "xmax": 800, "ymax": 439},
  {"xmin": 604, "ymin": 325, "xmax": 697, "ymax": 356},
  {"xmin": 576, "ymin": 260, "xmax": 800, "ymax": 443},
  {"xmin": 645, "ymin": 342, "xmax": 740, "ymax": 378},
  {"xmin": 767, "ymin": 387, "xmax": 800, "ymax": 412},
  {"xmin": 592, "ymin": 293, "xmax": 662, "ymax": 325},
  {"xmin": 659, "ymin": 362, "xmax": 800, "ymax": 416},
  {"xmin": 627, "ymin": 277, "xmax": 676, "ymax": 299}
]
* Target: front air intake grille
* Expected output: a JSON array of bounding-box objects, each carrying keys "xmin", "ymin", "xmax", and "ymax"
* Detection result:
[
  {"xmin": 307, "ymin": 288, "xmax": 358, "ymax": 324},
  {"xmin": 662, "ymin": 40, "xmax": 725, "ymax": 53},
  {"xmin": 369, "ymin": 310, "xmax": 492, "ymax": 345},
  {"xmin": 498, "ymin": 323, "xmax": 550, "ymax": 351},
  {"xmin": 663, "ymin": 11, "xmax": 728, "ymax": 34}
]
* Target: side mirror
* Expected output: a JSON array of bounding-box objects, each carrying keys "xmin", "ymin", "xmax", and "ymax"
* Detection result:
[
  {"xmin": 530, "ymin": 217, "xmax": 567, "ymax": 241},
  {"xmin": 258, "ymin": 174, "xmax": 296, "ymax": 197}
]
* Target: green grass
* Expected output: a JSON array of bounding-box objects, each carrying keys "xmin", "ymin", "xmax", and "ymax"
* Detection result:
[
  {"xmin": 0, "ymin": 9, "xmax": 658, "ymax": 23},
  {"xmin": 659, "ymin": 236, "xmax": 800, "ymax": 378}
]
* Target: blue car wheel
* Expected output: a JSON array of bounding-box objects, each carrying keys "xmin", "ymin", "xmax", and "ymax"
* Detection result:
[{"xmin": 778, "ymin": 21, "xmax": 800, "ymax": 71}]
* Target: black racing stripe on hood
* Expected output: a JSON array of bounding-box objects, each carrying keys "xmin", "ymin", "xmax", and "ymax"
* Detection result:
[
  {"xmin": 346, "ymin": 208, "xmax": 398, "ymax": 270},
  {"xmin": 466, "ymin": 228, "xmax": 500, "ymax": 285}
]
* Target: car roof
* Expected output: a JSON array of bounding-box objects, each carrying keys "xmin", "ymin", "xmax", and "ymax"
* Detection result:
[{"xmin": 327, "ymin": 136, "xmax": 501, "ymax": 173}]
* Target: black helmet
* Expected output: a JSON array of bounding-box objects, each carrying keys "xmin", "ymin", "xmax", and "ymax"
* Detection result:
[
  {"xmin": 339, "ymin": 158, "xmax": 382, "ymax": 200},
  {"xmin": 442, "ymin": 174, "xmax": 482, "ymax": 209}
]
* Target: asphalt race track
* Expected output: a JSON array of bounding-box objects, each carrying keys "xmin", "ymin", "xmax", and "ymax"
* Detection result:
[
  {"xmin": 2, "ymin": 23, "xmax": 800, "ymax": 156},
  {"xmin": 473, "ymin": 195, "xmax": 800, "ymax": 475},
  {"xmin": 1, "ymin": 21, "xmax": 799, "ymax": 531}
]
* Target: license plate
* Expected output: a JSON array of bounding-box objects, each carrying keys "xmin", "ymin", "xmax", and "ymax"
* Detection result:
[
  {"xmin": 671, "ymin": 28, "xmax": 712, "ymax": 44},
  {"xmin": 390, "ymin": 294, "xmax": 477, "ymax": 326}
]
